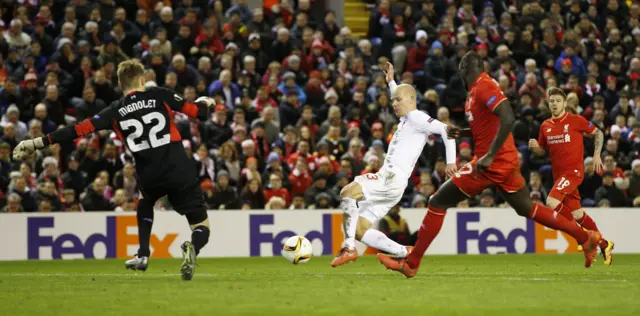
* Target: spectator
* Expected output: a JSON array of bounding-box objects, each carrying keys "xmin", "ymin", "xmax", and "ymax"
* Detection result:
[
  {"xmin": 265, "ymin": 196, "xmax": 287, "ymax": 210},
  {"xmin": 61, "ymin": 154, "xmax": 86, "ymax": 198},
  {"xmin": 113, "ymin": 162, "xmax": 137, "ymax": 199},
  {"xmin": 288, "ymin": 156, "xmax": 313, "ymax": 196},
  {"xmin": 263, "ymin": 173, "xmax": 291, "ymax": 207},
  {"xmin": 378, "ymin": 205, "xmax": 412, "ymax": 246},
  {"xmin": 629, "ymin": 160, "xmax": 640, "ymax": 198},
  {"xmin": 424, "ymin": 41, "xmax": 447, "ymax": 91},
  {"xmin": 194, "ymin": 144, "xmax": 215, "ymax": 183},
  {"xmin": 208, "ymin": 170, "xmax": 240, "ymax": 210},
  {"xmin": 518, "ymin": 73, "xmax": 546, "ymax": 107},
  {"xmin": 81, "ymin": 177, "xmax": 116, "ymax": 211},
  {"xmin": 512, "ymin": 107, "xmax": 540, "ymax": 147},
  {"xmin": 289, "ymin": 194, "xmax": 306, "ymax": 210},
  {"xmin": 595, "ymin": 172, "xmax": 628, "ymax": 207},
  {"xmin": 203, "ymin": 104, "xmax": 233, "ymax": 149},
  {"xmin": 1, "ymin": 193, "xmax": 23, "ymax": 213},
  {"xmin": 1, "ymin": 105, "xmax": 28, "ymax": 141},
  {"xmin": 35, "ymin": 181, "xmax": 62, "ymax": 212},
  {"xmin": 479, "ymin": 189, "xmax": 496, "ymax": 207},
  {"xmin": 241, "ymin": 178, "xmax": 265, "ymax": 209},
  {"xmin": 304, "ymin": 172, "xmax": 331, "ymax": 206}
]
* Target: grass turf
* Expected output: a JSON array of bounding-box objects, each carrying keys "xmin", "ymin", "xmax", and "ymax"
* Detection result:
[{"xmin": 0, "ymin": 255, "xmax": 639, "ymax": 316}]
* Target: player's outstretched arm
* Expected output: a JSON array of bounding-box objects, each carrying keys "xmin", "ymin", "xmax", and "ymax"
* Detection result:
[{"xmin": 13, "ymin": 106, "xmax": 115, "ymax": 160}]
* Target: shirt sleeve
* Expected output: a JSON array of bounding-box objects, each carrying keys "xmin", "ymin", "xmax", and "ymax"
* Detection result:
[
  {"xmin": 477, "ymin": 77, "xmax": 507, "ymax": 112},
  {"xmin": 574, "ymin": 115, "xmax": 597, "ymax": 134},
  {"xmin": 44, "ymin": 103, "xmax": 117, "ymax": 145},
  {"xmin": 157, "ymin": 87, "xmax": 209, "ymax": 120},
  {"xmin": 537, "ymin": 124, "xmax": 547, "ymax": 149},
  {"xmin": 412, "ymin": 112, "xmax": 457, "ymax": 165},
  {"xmin": 388, "ymin": 80, "xmax": 397, "ymax": 96}
]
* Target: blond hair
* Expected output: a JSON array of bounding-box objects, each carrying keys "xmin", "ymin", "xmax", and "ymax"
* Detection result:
[{"xmin": 117, "ymin": 60, "xmax": 145, "ymax": 90}]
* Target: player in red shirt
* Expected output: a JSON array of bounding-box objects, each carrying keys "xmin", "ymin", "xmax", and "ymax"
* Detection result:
[
  {"xmin": 529, "ymin": 87, "xmax": 614, "ymax": 264},
  {"xmin": 377, "ymin": 52, "xmax": 602, "ymax": 278}
]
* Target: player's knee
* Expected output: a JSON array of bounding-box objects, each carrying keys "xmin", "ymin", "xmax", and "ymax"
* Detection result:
[
  {"xmin": 186, "ymin": 209, "xmax": 209, "ymax": 227},
  {"xmin": 546, "ymin": 197, "xmax": 560, "ymax": 211},
  {"xmin": 340, "ymin": 182, "xmax": 363, "ymax": 201},
  {"xmin": 355, "ymin": 217, "xmax": 372, "ymax": 241},
  {"xmin": 428, "ymin": 192, "xmax": 446, "ymax": 210},
  {"xmin": 571, "ymin": 209, "xmax": 584, "ymax": 221}
]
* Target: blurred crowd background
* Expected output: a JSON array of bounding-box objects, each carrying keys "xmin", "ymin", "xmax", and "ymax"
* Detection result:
[{"xmin": 0, "ymin": 0, "xmax": 639, "ymax": 215}]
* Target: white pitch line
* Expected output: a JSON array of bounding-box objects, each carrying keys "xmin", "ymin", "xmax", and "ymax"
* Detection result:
[{"xmin": 0, "ymin": 272, "xmax": 630, "ymax": 283}]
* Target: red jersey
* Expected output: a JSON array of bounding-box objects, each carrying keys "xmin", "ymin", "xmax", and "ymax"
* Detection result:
[
  {"xmin": 538, "ymin": 113, "xmax": 596, "ymax": 179},
  {"xmin": 465, "ymin": 72, "xmax": 518, "ymax": 164}
]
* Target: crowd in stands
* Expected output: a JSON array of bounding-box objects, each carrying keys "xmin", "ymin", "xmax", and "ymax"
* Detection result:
[{"xmin": 0, "ymin": 0, "xmax": 639, "ymax": 213}]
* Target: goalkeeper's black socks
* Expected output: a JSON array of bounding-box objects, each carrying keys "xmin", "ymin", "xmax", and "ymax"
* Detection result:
[
  {"xmin": 136, "ymin": 199, "xmax": 155, "ymax": 257},
  {"xmin": 191, "ymin": 226, "xmax": 210, "ymax": 256}
]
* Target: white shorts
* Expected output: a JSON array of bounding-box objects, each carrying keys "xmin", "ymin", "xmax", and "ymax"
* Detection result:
[{"xmin": 353, "ymin": 170, "xmax": 406, "ymax": 223}]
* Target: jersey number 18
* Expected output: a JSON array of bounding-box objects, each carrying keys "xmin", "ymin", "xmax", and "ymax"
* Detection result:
[{"xmin": 119, "ymin": 112, "xmax": 171, "ymax": 152}]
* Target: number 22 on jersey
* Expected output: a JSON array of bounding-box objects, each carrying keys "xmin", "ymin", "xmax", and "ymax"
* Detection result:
[{"xmin": 119, "ymin": 112, "xmax": 171, "ymax": 152}]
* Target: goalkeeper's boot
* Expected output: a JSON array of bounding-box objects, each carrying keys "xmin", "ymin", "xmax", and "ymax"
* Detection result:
[
  {"xmin": 125, "ymin": 255, "xmax": 148, "ymax": 271},
  {"xmin": 601, "ymin": 240, "xmax": 615, "ymax": 265},
  {"xmin": 181, "ymin": 241, "xmax": 196, "ymax": 281}
]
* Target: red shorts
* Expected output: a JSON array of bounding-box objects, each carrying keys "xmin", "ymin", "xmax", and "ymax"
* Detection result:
[
  {"xmin": 548, "ymin": 174, "xmax": 582, "ymax": 211},
  {"xmin": 452, "ymin": 157, "xmax": 525, "ymax": 196}
]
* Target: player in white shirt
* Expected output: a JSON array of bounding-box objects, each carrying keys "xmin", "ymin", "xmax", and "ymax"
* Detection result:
[{"xmin": 330, "ymin": 62, "xmax": 457, "ymax": 267}]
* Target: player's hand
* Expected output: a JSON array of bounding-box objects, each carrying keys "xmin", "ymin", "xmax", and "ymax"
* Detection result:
[
  {"xmin": 593, "ymin": 155, "xmax": 604, "ymax": 173},
  {"xmin": 528, "ymin": 139, "xmax": 539, "ymax": 149},
  {"xmin": 13, "ymin": 138, "xmax": 43, "ymax": 160},
  {"xmin": 476, "ymin": 154, "xmax": 494, "ymax": 175},
  {"xmin": 196, "ymin": 96, "xmax": 215, "ymax": 107},
  {"xmin": 445, "ymin": 163, "xmax": 457, "ymax": 178},
  {"xmin": 446, "ymin": 125, "xmax": 461, "ymax": 139},
  {"xmin": 383, "ymin": 62, "xmax": 395, "ymax": 83}
]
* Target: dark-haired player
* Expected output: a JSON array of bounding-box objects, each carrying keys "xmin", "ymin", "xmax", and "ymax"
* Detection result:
[
  {"xmin": 377, "ymin": 51, "xmax": 602, "ymax": 278},
  {"xmin": 529, "ymin": 87, "xmax": 614, "ymax": 264},
  {"xmin": 13, "ymin": 60, "xmax": 214, "ymax": 281}
]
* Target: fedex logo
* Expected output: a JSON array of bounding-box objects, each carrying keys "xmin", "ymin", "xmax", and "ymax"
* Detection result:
[
  {"xmin": 28, "ymin": 216, "xmax": 178, "ymax": 260},
  {"xmin": 249, "ymin": 214, "xmax": 344, "ymax": 256},
  {"xmin": 457, "ymin": 212, "xmax": 578, "ymax": 254}
]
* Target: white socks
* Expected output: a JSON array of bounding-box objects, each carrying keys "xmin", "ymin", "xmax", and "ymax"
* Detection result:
[
  {"xmin": 361, "ymin": 229, "xmax": 407, "ymax": 257},
  {"xmin": 341, "ymin": 198, "xmax": 358, "ymax": 249}
]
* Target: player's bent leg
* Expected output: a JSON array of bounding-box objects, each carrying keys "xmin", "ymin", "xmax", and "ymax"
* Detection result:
[
  {"xmin": 125, "ymin": 197, "xmax": 155, "ymax": 272},
  {"xmin": 331, "ymin": 182, "xmax": 362, "ymax": 267},
  {"xmin": 357, "ymin": 214, "xmax": 409, "ymax": 257},
  {"xmin": 501, "ymin": 187, "xmax": 600, "ymax": 268}
]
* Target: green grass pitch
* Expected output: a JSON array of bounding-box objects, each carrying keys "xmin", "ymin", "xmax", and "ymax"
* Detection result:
[{"xmin": 1, "ymin": 255, "xmax": 639, "ymax": 316}]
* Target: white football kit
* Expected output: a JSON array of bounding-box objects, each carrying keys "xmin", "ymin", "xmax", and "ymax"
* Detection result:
[{"xmin": 354, "ymin": 82, "xmax": 456, "ymax": 223}]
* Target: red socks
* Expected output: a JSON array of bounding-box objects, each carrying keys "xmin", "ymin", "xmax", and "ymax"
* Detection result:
[
  {"xmin": 555, "ymin": 204, "xmax": 608, "ymax": 248},
  {"xmin": 529, "ymin": 203, "xmax": 588, "ymax": 244},
  {"xmin": 407, "ymin": 206, "xmax": 447, "ymax": 268},
  {"xmin": 577, "ymin": 212, "xmax": 609, "ymax": 248},
  {"xmin": 553, "ymin": 203, "xmax": 574, "ymax": 221}
]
